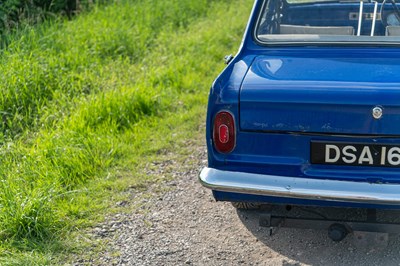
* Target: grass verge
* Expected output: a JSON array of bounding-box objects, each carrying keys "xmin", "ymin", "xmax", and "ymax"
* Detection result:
[{"xmin": 0, "ymin": 0, "xmax": 253, "ymax": 263}]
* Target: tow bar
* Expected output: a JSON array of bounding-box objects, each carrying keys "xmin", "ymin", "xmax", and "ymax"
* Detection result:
[{"xmin": 258, "ymin": 207, "xmax": 400, "ymax": 243}]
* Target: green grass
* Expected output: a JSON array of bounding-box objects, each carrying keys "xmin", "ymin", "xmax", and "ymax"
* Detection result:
[{"xmin": 0, "ymin": 0, "xmax": 253, "ymax": 263}]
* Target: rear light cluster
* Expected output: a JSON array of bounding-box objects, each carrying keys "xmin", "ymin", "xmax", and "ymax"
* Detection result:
[{"xmin": 213, "ymin": 111, "xmax": 236, "ymax": 153}]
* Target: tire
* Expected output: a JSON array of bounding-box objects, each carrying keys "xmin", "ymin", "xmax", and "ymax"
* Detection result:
[{"xmin": 231, "ymin": 202, "xmax": 261, "ymax": 210}]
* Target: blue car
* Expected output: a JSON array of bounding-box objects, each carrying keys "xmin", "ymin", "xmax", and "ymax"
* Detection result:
[{"xmin": 200, "ymin": 0, "xmax": 400, "ymax": 215}]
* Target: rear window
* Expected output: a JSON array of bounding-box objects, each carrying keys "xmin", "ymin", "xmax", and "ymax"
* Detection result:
[{"xmin": 255, "ymin": 0, "xmax": 400, "ymax": 44}]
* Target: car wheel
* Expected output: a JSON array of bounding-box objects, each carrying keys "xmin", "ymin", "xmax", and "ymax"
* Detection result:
[{"xmin": 231, "ymin": 202, "xmax": 261, "ymax": 210}]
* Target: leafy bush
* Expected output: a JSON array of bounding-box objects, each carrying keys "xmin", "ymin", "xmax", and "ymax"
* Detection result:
[{"xmin": 0, "ymin": 0, "xmax": 95, "ymax": 33}]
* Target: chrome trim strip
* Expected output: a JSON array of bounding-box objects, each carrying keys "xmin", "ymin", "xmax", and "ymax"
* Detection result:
[
  {"xmin": 241, "ymin": 129, "xmax": 400, "ymax": 138},
  {"xmin": 199, "ymin": 167, "xmax": 400, "ymax": 205}
]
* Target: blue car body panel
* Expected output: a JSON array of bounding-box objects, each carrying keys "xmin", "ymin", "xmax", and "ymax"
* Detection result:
[
  {"xmin": 201, "ymin": 0, "xmax": 400, "ymax": 209},
  {"xmin": 240, "ymin": 55, "xmax": 400, "ymax": 135}
]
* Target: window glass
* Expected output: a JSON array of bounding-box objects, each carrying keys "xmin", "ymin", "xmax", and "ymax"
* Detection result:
[{"xmin": 255, "ymin": 0, "xmax": 400, "ymax": 44}]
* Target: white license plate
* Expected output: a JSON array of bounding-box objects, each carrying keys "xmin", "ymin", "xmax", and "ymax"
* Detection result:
[{"xmin": 311, "ymin": 141, "xmax": 400, "ymax": 167}]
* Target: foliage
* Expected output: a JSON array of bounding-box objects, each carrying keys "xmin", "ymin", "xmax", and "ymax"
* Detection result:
[
  {"xmin": 0, "ymin": 0, "xmax": 253, "ymax": 263},
  {"xmin": 0, "ymin": 0, "xmax": 91, "ymax": 34}
]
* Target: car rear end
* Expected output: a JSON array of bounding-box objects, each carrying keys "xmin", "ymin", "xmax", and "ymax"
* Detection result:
[{"xmin": 200, "ymin": 0, "xmax": 400, "ymax": 209}]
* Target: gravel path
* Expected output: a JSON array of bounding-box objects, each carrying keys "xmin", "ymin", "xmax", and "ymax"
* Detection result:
[{"xmin": 84, "ymin": 144, "xmax": 400, "ymax": 266}]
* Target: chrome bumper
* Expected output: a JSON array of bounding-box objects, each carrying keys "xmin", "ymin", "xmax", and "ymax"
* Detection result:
[{"xmin": 199, "ymin": 167, "xmax": 400, "ymax": 205}]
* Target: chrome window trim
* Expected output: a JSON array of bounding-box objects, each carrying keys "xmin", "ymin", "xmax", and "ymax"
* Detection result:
[{"xmin": 252, "ymin": 0, "xmax": 400, "ymax": 46}]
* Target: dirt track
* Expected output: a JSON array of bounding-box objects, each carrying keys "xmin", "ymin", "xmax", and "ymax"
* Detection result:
[{"xmin": 85, "ymin": 144, "xmax": 400, "ymax": 266}]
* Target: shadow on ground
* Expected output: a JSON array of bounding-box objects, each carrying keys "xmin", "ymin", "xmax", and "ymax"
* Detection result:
[{"xmin": 237, "ymin": 206, "xmax": 400, "ymax": 265}]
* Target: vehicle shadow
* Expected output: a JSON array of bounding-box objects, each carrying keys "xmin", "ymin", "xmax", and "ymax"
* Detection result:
[{"xmin": 237, "ymin": 206, "xmax": 400, "ymax": 265}]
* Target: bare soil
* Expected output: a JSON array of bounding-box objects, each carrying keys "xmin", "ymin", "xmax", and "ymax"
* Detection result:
[{"xmin": 77, "ymin": 144, "xmax": 400, "ymax": 266}]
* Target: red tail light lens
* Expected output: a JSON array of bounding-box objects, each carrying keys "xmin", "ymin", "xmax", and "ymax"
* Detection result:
[
  {"xmin": 219, "ymin": 125, "xmax": 229, "ymax": 144},
  {"xmin": 213, "ymin": 111, "xmax": 235, "ymax": 153}
]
